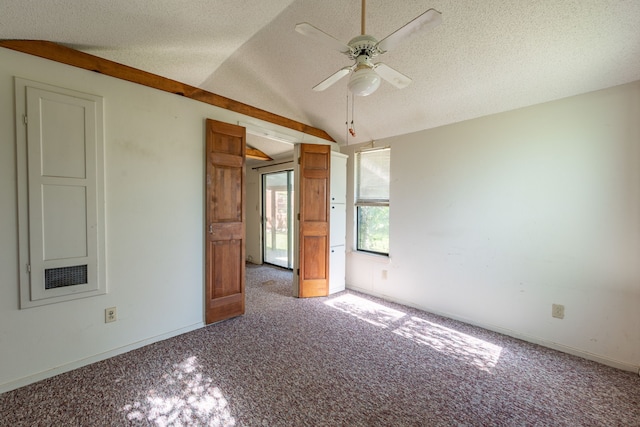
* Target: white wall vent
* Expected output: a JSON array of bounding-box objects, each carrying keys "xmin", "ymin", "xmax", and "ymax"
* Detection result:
[{"xmin": 44, "ymin": 265, "xmax": 89, "ymax": 290}]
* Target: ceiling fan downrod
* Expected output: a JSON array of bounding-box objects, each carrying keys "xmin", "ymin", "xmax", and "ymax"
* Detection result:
[{"xmin": 361, "ymin": 0, "xmax": 366, "ymax": 35}]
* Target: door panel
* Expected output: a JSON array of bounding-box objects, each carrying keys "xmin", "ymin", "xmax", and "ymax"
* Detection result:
[
  {"xmin": 212, "ymin": 132, "xmax": 244, "ymax": 156},
  {"xmin": 305, "ymin": 152, "xmax": 329, "ymax": 169},
  {"xmin": 329, "ymin": 245, "xmax": 346, "ymax": 294},
  {"xmin": 212, "ymin": 166, "xmax": 243, "ymax": 221},
  {"xmin": 303, "ymin": 178, "xmax": 328, "ymax": 222},
  {"xmin": 297, "ymin": 144, "xmax": 331, "ymax": 298},
  {"xmin": 205, "ymin": 119, "xmax": 245, "ymax": 324},
  {"xmin": 330, "ymin": 203, "xmax": 346, "ymax": 247},
  {"xmin": 302, "ymin": 236, "xmax": 327, "ymax": 279},
  {"xmin": 210, "ymin": 240, "xmax": 242, "ymax": 297}
]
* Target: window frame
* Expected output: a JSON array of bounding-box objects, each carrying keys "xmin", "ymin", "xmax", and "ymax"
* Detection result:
[{"xmin": 355, "ymin": 147, "xmax": 390, "ymax": 256}]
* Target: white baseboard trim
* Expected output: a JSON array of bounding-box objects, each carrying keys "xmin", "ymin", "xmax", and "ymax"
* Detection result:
[
  {"xmin": 346, "ymin": 285, "xmax": 639, "ymax": 374},
  {"xmin": 0, "ymin": 321, "xmax": 205, "ymax": 394}
]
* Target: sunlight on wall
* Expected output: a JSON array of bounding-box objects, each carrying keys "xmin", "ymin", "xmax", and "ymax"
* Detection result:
[
  {"xmin": 121, "ymin": 356, "xmax": 236, "ymax": 426},
  {"xmin": 325, "ymin": 294, "xmax": 502, "ymax": 372},
  {"xmin": 324, "ymin": 293, "xmax": 406, "ymax": 328}
]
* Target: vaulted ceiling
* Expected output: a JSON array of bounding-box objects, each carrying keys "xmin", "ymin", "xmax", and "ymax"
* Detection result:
[{"xmin": 2, "ymin": 0, "xmax": 640, "ymax": 154}]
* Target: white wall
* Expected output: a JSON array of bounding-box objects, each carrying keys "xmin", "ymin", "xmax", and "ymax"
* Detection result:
[
  {"xmin": 343, "ymin": 81, "xmax": 640, "ymax": 372},
  {"xmin": 0, "ymin": 47, "xmax": 306, "ymax": 392}
]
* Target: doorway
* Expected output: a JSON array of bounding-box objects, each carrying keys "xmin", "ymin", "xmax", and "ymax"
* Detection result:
[{"xmin": 262, "ymin": 170, "xmax": 294, "ymax": 269}]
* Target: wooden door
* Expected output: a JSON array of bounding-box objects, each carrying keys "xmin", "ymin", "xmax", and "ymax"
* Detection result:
[
  {"xmin": 297, "ymin": 143, "xmax": 331, "ymax": 297},
  {"xmin": 205, "ymin": 119, "xmax": 246, "ymax": 324}
]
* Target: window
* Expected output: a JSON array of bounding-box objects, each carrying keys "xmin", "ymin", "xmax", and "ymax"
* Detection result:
[{"xmin": 355, "ymin": 147, "xmax": 390, "ymax": 255}]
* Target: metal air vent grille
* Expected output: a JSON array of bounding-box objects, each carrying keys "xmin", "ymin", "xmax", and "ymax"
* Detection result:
[{"xmin": 45, "ymin": 265, "xmax": 88, "ymax": 289}]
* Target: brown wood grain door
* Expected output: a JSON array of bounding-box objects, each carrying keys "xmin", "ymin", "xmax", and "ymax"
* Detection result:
[
  {"xmin": 297, "ymin": 143, "xmax": 331, "ymax": 297},
  {"xmin": 205, "ymin": 119, "xmax": 246, "ymax": 324}
]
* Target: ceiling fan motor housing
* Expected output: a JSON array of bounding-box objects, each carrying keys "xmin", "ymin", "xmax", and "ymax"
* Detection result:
[{"xmin": 347, "ymin": 35, "xmax": 381, "ymax": 60}]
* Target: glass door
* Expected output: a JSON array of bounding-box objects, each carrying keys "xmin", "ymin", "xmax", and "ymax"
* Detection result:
[{"xmin": 263, "ymin": 170, "xmax": 294, "ymax": 269}]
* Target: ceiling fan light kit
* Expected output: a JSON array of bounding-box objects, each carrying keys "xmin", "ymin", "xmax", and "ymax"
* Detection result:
[
  {"xmin": 348, "ymin": 59, "xmax": 381, "ymax": 96},
  {"xmin": 296, "ymin": 1, "xmax": 442, "ymax": 97},
  {"xmin": 348, "ymin": 66, "xmax": 381, "ymax": 96}
]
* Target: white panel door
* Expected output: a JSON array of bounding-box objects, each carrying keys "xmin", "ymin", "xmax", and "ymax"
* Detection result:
[
  {"xmin": 330, "ymin": 203, "xmax": 346, "ymax": 247},
  {"xmin": 16, "ymin": 78, "xmax": 105, "ymax": 307},
  {"xmin": 329, "ymin": 245, "xmax": 346, "ymax": 294},
  {"xmin": 330, "ymin": 152, "xmax": 347, "ymax": 204}
]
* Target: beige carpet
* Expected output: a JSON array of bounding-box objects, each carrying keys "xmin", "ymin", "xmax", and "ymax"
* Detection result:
[{"xmin": 1, "ymin": 263, "xmax": 639, "ymax": 426}]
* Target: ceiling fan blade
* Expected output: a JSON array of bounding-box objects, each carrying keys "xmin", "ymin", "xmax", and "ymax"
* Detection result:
[
  {"xmin": 376, "ymin": 9, "xmax": 442, "ymax": 53},
  {"xmin": 374, "ymin": 63, "xmax": 412, "ymax": 89},
  {"xmin": 313, "ymin": 66, "xmax": 352, "ymax": 91},
  {"xmin": 295, "ymin": 22, "xmax": 352, "ymax": 55}
]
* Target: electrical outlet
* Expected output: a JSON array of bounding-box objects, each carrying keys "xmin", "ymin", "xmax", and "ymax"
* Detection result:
[
  {"xmin": 552, "ymin": 304, "xmax": 564, "ymax": 319},
  {"xmin": 105, "ymin": 307, "xmax": 117, "ymax": 323}
]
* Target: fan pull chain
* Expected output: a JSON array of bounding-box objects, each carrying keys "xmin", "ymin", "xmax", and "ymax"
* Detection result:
[
  {"xmin": 345, "ymin": 93, "xmax": 349, "ymax": 143},
  {"xmin": 345, "ymin": 92, "xmax": 356, "ymax": 139},
  {"xmin": 349, "ymin": 94, "xmax": 356, "ymax": 137}
]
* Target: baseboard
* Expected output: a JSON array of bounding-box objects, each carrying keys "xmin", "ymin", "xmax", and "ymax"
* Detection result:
[
  {"xmin": 0, "ymin": 321, "xmax": 205, "ymax": 394},
  {"xmin": 346, "ymin": 285, "xmax": 639, "ymax": 374}
]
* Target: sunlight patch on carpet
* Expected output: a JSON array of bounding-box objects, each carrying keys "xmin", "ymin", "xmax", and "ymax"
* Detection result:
[
  {"xmin": 324, "ymin": 293, "xmax": 406, "ymax": 328},
  {"xmin": 325, "ymin": 293, "xmax": 502, "ymax": 372},
  {"xmin": 120, "ymin": 356, "xmax": 236, "ymax": 426},
  {"xmin": 393, "ymin": 317, "xmax": 503, "ymax": 372}
]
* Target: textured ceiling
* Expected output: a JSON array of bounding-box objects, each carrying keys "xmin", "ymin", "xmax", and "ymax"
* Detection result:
[{"xmin": 2, "ymin": 0, "xmax": 640, "ymax": 151}]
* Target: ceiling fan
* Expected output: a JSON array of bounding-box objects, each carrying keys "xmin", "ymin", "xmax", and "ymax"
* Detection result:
[{"xmin": 295, "ymin": 0, "xmax": 442, "ymax": 96}]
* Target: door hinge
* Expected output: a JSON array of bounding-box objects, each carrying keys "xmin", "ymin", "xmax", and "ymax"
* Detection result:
[
  {"xmin": 23, "ymin": 115, "xmax": 28, "ymax": 125},
  {"xmin": 297, "ymin": 268, "xmax": 300, "ymax": 276},
  {"xmin": 298, "ymin": 157, "xmax": 301, "ymax": 165},
  {"xmin": 26, "ymin": 264, "xmax": 31, "ymax": 273},
  {"xmin": 209, "ymin": 223, "xmax": 213, "ymax": 233},
  {"xmin": 297, "ymin": 213, "xmax": 300, "ymax": 221}
]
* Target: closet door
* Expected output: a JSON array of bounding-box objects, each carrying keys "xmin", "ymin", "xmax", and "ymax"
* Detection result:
[
  {"xmin": 16, "ymin": 79, "xmax": 106, "ymax": 308},
  {"xmin": 295, "ymin": 144, "xmax": 330, "ymax": 297}
]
